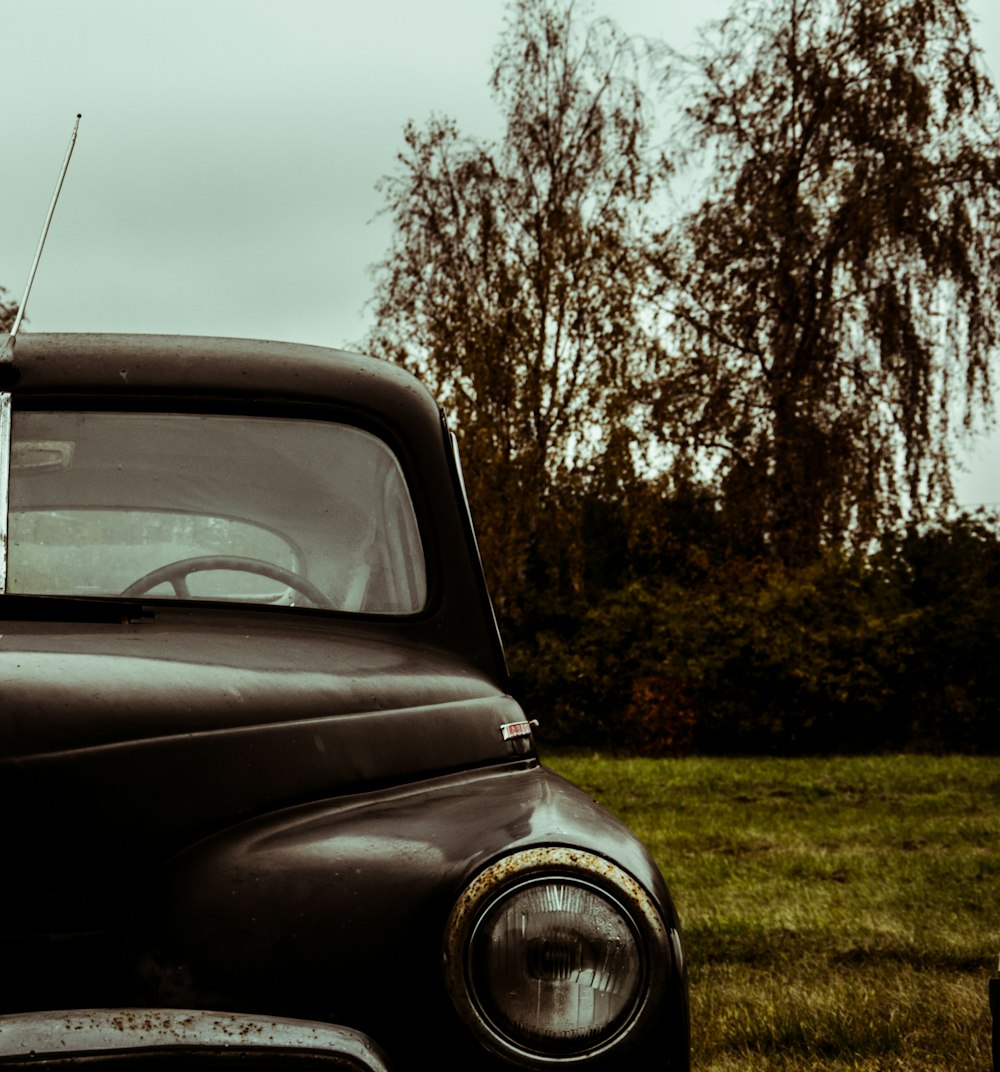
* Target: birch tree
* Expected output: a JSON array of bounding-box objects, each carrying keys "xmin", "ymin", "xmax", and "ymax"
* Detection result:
[{"xmin": 657, "ymin": 0, "xmax": 1000, "ymax": 561}]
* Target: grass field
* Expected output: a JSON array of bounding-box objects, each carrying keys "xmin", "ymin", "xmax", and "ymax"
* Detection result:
[{"xmin": 544, "ymin": 752, "xmax": 1000, "ymax": 1071}]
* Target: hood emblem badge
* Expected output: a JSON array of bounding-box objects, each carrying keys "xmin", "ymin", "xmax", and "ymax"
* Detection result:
[{"xmin": 500, "ymin": 720, "xmax": 537, "ymax": 741}]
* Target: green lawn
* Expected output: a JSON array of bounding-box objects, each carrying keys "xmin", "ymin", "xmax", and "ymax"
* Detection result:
[{"xmin": 544, "ymin": 752, "xmax": 1000, "ymax": 1071}]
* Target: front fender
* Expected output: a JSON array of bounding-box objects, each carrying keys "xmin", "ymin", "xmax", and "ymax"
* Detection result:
[{"xmin": 134, "ymin": 762, "xmax": 687, "ymax": 1068}]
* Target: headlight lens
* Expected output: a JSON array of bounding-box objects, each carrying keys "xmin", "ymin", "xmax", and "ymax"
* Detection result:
[
  {"xmin": 470, "ymin": 878, "xmax": 642, "ymax": 1052},
  {"xmin": 445, "ymin": 848, "xmax": 670, "ymax": 1065}
]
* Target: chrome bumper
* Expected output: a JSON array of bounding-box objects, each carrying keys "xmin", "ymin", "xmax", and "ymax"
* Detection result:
[{"xmin": 0, "ymin": 1009, "xmax": 391, "ymax": 1071}]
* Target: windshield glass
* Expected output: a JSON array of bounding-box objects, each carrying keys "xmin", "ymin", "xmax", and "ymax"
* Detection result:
[{"xmin": 6, "ymin": 411, "xmax": 426, "ymax": 614}]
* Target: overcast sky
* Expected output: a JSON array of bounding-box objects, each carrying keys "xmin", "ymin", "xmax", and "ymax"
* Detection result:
[{"xmin": 2, "ymin": 0, "xmax": 998, "ymax": 507}]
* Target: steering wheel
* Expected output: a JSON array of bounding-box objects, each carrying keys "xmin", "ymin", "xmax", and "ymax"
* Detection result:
[{"xmin": 121, "ymin": 555, "xmax": 334, "ymax": 608}]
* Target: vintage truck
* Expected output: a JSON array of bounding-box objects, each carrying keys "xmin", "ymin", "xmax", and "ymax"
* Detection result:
[{"xmin": 0, "ymin": 332, "xmax": 689, "ymax": 1071}]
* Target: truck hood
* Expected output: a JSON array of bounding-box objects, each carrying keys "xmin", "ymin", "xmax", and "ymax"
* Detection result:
[
  {"xmin": 0, "ymin": 610, "xmax": 512, "ymax": 755},
  {"xmin": 0, "ymin": 607, "xmax": 528, "ymax": 932}
]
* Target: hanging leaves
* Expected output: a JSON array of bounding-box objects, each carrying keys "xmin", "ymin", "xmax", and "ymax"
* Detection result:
[{"xmin": 656, "ymin": 0, "xmax": 1000, "ymax": 561}]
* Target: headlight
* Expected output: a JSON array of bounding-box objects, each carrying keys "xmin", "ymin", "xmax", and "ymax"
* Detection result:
[{"xmin": 444, "ymin": 847, "xmax": 670, "ymax": 1065}]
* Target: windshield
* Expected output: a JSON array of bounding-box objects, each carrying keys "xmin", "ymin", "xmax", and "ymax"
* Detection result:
[{"xmin": 4, "ymin": 411, "xmax": 426, "ymax": 614}]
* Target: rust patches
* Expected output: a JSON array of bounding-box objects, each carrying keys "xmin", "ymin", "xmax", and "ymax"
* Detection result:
[{"xmin": 0, "ymin": 1009, "xmax": 390, "ymax": 1071}]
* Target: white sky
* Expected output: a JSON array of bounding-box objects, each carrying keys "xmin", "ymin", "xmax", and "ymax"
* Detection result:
[{"xmin": 2, "ymin": 0, "xmax": 998, "ymax": 508}]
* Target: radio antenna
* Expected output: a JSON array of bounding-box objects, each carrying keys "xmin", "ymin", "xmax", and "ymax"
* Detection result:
[{"xmin": 1, "ymin": 113, "xmax": 82, "ymax": 363}]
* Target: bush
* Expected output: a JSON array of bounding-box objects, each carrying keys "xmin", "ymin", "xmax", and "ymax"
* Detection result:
[{"xmin": 510, "ymin": 513, "xmax": 1000, "ymax": 754}]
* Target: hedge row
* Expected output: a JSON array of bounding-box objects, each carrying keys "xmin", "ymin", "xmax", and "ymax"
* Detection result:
[{"xmin": 507, "ymin": 514, "xmax": 1000, "ymax": 754}]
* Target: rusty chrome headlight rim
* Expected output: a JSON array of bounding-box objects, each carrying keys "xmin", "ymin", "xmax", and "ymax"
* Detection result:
[{"xmin": 443, "ymin": 847, "xmax": 670, "ymax": 1066}]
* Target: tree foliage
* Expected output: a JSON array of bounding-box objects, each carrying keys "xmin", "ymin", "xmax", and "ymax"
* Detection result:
[
  {"xmin": 656, "ymin": 0, "xmax": 1000, "ymax": 562},
  {"xmin": 369, "ymin": 0, "xmax": 1000, "ymax": 754},
  {"xmin": 367, "ymin": 0, "xmax": 657, "ymax": 621},
  {"xmin": 511, "ymin": 508, "xmax": 1000, "ymax": 754}
]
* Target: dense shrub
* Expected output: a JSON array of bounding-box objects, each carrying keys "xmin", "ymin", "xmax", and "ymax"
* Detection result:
[
  {"xmin": 873, "ymin": 515, "xmax": 1000, "ymax": 751},
  {"xmin": 508, "ymin": 513, "xmax": 1000, "ymax": 754}
]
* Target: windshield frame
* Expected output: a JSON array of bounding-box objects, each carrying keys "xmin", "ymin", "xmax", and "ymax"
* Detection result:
[
  {"xmin": 1, "ymin": 397, "xmax": 432, "ymax": 619},
  {"xmin": 0, "ymin": 391, "xmax": 11, "ymax": 593}
]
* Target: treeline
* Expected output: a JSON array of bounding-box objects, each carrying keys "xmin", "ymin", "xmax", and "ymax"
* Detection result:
[
  {"xmin": 504, "ymin": 495, "xmax": 1000, "ymax": 754},
  {"xmin": 367, "ymin": 0, "xmax": 1000, "ymax": 753}
]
